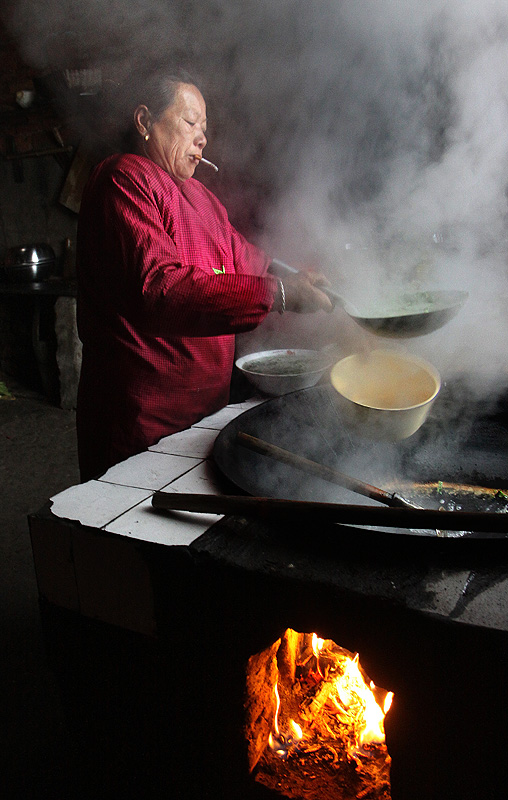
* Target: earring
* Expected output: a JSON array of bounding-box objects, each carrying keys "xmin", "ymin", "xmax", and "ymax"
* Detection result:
[{"xmin": 144, "ymin": 133, "xmax": 150, "ymax": 142}]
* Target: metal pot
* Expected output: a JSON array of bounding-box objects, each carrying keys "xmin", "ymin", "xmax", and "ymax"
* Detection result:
[{"xmin": 1, "ymin": 243, "xmax": 56, "ymax": 283}]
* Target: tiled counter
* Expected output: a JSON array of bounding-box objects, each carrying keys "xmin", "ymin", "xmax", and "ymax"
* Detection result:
[
  {"xmin": 30, "ymin": 391, "xmax": 508, "ymax": 638},
  {"xmin": 29, "ymin": 398, "xmax": 264, "ymax": 636}
]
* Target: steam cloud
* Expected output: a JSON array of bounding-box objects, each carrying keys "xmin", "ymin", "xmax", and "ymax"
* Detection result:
[{"xmin": 3, "ymin": 0, "xmax": 508, "ymax": 393}]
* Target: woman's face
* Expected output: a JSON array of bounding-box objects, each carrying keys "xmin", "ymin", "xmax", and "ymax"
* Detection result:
[{"xmin": 145, "ymin": 83, "xmax": 208, "ymax": 182}]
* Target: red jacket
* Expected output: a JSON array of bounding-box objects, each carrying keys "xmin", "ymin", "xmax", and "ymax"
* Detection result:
[{"xmin": 76, "ymin": 153, "xmax": 276, "ymax": 480}]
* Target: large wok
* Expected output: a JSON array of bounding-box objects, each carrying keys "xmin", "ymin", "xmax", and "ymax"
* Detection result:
[
  {"xmin": 210, "ymin": 385, "xmax": 508, "ymax": 539},
  {"xmin": 269, "ymin": 259, "xmax": 467, "ymax": 338}
]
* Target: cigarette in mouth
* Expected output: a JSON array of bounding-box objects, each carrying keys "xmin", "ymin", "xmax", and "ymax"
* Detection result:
[{"xmin": 199, "ymin": 157, "xmax": 219, "ymax": 172}]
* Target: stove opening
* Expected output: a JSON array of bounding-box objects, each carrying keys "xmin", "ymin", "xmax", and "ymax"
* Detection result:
[{"xmin": 245, "ymin": 628, "xmax": 393, "ymax": 799}]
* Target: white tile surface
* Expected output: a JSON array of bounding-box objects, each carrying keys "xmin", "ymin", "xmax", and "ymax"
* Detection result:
[
  {"xmin": 149, "ymin": 427, "xmax": 218, "ymax": 458},
  {"xmin": 233, "ymin": 397, "xmax": 265, "ymax": 410},
  {"xmin": 49, "ymin": 414, "xmax": 242, "ymax": 540},
  {"xmin": 50, "ymin": 481, "xmax": 151, "ymax": 527},
  {"xmin": 98, "ymin": 450, "xmax": 202, "ymax": 490},
  {"xmin": 104, "ymin": 497, "xmax": 221, "ymax": 546},
  {"xmin": 162, "ymin": 460, "xmax": 226, "ymax": 494},
  {"xmin": 192, "ymin": 405, "xmax": 249, "ymax": 430}
]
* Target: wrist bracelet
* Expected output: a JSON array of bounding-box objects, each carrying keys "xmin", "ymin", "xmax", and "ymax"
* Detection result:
[{"xmin": 277, "ymin": 278, "xmax": 286, "ymax": 315}]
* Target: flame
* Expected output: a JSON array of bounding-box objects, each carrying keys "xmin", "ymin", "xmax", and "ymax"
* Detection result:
[
  {"xmin": 273, "ymin": 682, "xmax": 281, "ymax": 736},
  {"xmin": 268, "ymin": 731, "xmax": 287, "ymax": 758},
  {"xmin": 268, "ymin": 684, "xmax": 304, "ymax": 760},
  {"xmin": 267, "ymin": 631, "xmax": 393, "ymax": 763},
  {"xmin": 312, "ymin": 633, "xmax": 325, "ymax": 677},
  {"xmin": 334, "ymin": 653, "xmax": 387, "ymax": 746}
]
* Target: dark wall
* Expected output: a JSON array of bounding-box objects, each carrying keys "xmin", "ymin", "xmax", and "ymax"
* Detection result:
[{"xmin": 0, "ymin": 22, "xmax": 78, "ymax": 262}]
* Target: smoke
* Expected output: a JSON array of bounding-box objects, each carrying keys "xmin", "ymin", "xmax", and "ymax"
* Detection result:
[{"xmin": 3, "ymin": 0, "xmax": 508, "ymax": 392}]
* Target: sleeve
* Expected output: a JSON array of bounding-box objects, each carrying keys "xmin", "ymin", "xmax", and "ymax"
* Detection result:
[
  {"xmin": 230, "ymin": 224, "xmax": 272, "ymax": 278},
  {"xmin": 99, "ymin": 166, "xmax": 279, "ymax": 337}
]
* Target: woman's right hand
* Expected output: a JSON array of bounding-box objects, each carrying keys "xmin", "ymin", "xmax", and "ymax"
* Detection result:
[{"xmin": 280, "ymin": 271, "xmax": 334, "ymax": 314}]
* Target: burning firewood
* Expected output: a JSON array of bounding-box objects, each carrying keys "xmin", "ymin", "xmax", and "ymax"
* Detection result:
[
  {"xmin": 247, "ymin": 627, "xmax": 393, "ymax": 799},
  {"xmin": 301, "ymin": 679, "xmax": 336, "ymax": 719}
]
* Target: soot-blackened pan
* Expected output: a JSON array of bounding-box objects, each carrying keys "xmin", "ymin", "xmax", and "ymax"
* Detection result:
[{"xmin": 211, "ymin": 385, "xmax": 508, "ymax": 539}]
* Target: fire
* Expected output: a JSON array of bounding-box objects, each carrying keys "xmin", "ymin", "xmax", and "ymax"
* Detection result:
[
  {"xmin": 384, "ymin": 691, "xmax": 394, "ymax": 715},
  {"xmin": 250, "ymin": 629, "xmax": 393, "ymax": 798},
  {"xmin": 273, "ymin": 682, "xmax": 281, "ymax": 735},
  {"xmin": 312, "ymin": 633, "xmax": 325, "ymax": 677},
  {"xmin": 268, "ymin": 631, "xmax": 393, "ymax": 763},
  {"xmin": 336, "ymin": 654, "xmax": 388, "ymax": 747},
  {"xmin": 268, "ymin": 683, "xmax": 304, "ymax": 760}
]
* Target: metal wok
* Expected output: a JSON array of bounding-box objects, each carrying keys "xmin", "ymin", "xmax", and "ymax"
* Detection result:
[
  {"xmin": 212, "ymin": 385, "xmax": 508, "ymax": 539},
  {"xmin": 269, "ymin": 259, "xmax": 467, "ymax": 338}
]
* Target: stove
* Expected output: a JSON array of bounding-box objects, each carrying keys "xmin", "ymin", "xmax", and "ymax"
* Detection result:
[{"xmin": 29, "ymin": 390, "xmax": 508, "ymax": 800}]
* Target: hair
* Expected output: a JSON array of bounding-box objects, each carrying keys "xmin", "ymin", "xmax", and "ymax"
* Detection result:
[
  {"xmin": 96, "ymin": 65, "xmax": 202, "ymax": 154},
  {"xmin": 131, "ymin": 67, "xmax": 199, "ymax": 120}
]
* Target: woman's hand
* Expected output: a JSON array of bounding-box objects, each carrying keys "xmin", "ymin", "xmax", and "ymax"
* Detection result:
[{"xmin": 280, "ymin": 270, "xmax": 334, "ymax": 314}]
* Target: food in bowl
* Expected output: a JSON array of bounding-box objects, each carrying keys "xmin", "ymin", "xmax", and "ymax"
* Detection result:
[
  {"xmin": 236, "ymin": 349, "xmax": 335, "ymax": 396},
  {"xmin": 330, "ymin": 349, "xmax": 441, "ymax": 440}
]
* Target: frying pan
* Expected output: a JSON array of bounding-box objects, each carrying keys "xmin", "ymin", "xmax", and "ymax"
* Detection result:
[
  {"xmin": 269, "ymin": 259, "xmax": 467, "ymax": 338},
  {"xmin": 211, "ymin": 385, "xmax": 508, "ymax": 539}
]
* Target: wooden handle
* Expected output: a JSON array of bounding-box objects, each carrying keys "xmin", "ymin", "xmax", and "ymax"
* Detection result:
[
  {"xmin": 151, "ymin": 492, "xmax": 508, "ymax": 533},
  {"xmin": 237, "ymin": 431, "xmax": 405, "ymax": 507}
]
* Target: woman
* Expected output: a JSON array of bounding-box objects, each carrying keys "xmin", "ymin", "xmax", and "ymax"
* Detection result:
[{"xmin": 76, "ymin": 70, "xmax": 332, "ymax": 481}]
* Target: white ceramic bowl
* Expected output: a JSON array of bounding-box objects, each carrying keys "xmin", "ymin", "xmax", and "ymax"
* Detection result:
[
  {"xmin": 236, "ymin": 349, "xmax": 335, "ymax": 396},
  {"xmin": 330, "ymin": 349, "xmax": 441, "ymax": 441}
]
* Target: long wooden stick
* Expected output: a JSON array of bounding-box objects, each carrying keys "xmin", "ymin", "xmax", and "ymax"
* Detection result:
[
  {"xmin": 237, "ymin": 431, "xmax": 418, "ymax": 509},
  {"xmin": 151, "ymin": 492, "xmax": 508, "ymax": 533}
]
